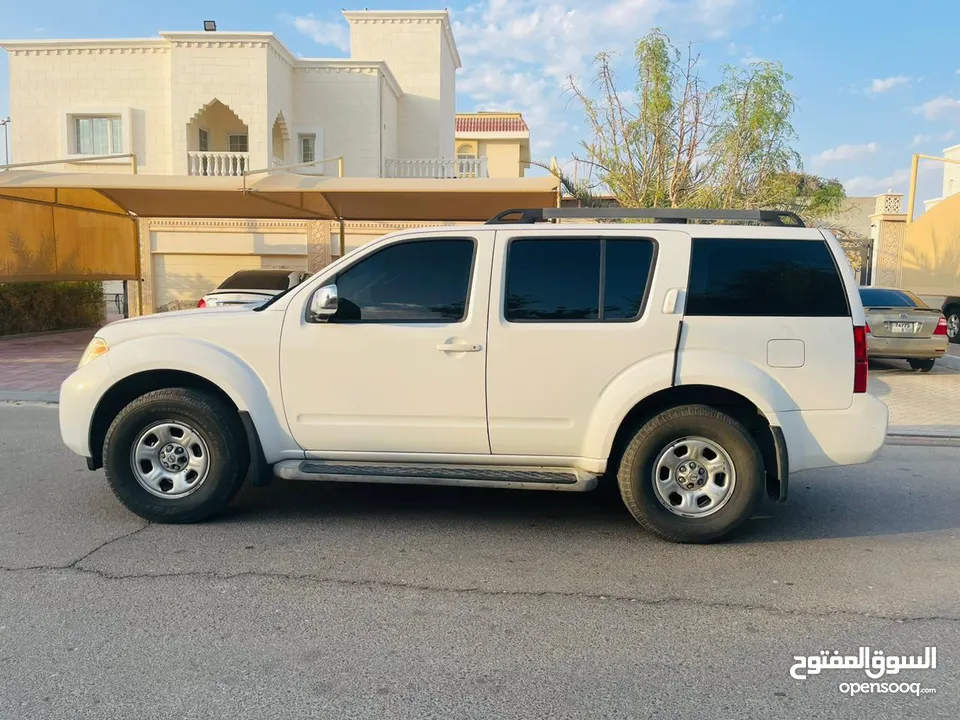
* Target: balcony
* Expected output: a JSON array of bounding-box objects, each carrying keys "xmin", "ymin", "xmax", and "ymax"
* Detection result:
[
  {"xmin": 187, "ymin": 151, "xmax": 250, "ymax": 177},
  {"xmin": 385, "ymin": 157, "xmax": 488, "ymax": 179}
]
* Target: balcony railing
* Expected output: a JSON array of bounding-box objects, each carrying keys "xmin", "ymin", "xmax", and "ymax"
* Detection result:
[
  {"xmin": 187, "ymin": 151, "xmax": 250, "ymax": 177},
  {"xmin": 385, "ymin": 157, "xmax": 488, "ymax": 179}
]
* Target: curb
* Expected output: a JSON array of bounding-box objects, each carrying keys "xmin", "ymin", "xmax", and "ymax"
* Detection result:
[
  {"xmin": 0, "ymin": 390, "xmax": 59, "ymax": 404},
  {"xmin": 940, "ymin": 352, "xmax": 960, "ymax": 371}
]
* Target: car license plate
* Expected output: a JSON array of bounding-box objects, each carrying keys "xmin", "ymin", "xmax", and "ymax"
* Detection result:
[{"xmin": 890, "ymin": 322, "xmax": 916, "ymax": 333}]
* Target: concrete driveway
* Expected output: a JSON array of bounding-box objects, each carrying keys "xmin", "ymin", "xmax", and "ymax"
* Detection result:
[{"xmin": 1, "ymin": 405, "xmax": 958, "ymax": 719}]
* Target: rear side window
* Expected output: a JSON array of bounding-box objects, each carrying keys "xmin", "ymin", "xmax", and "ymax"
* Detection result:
[
  {"xmin": 505, "ymin": 237, "xmax": 656, "ymax": 322},
  {"xmin": 686, "ymin": 239, "xmax": 849, "ymax": 317}
]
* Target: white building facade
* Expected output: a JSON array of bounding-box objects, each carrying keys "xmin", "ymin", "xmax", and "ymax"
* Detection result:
[
  {"xmin": 1, "ymin": 10, "xmax": 493, "ymax": 313},
  {"xmin": 923, "ymin": 143, "xmax": 960, "ymax": 213},
  {"xmin": 2, "ymin": 10, "xmax": 461, "ymax": 179}
]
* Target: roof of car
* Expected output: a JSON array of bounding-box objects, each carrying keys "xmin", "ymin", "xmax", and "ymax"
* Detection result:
[{"xmin": 379, "ymin": 223, "xmax": 829, "ymax": 240}]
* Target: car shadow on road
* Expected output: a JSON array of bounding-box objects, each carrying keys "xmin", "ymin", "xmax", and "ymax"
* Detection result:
[{"xmin": 220, "ymin": 458, "xmax": 960, "ymax": 544}]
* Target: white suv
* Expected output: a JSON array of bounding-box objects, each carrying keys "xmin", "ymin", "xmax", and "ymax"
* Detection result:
[{"xmin": 59, "ymin": 208, "xmax": 888, "ymax": 543}]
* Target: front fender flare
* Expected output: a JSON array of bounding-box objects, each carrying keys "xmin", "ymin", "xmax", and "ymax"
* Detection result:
[{"xmin": 99, "ymin": 336, "xmax": 297, "ymax": 462}]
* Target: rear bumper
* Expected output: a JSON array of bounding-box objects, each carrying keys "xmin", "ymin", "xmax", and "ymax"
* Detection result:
[
  {"xmin": 768, "ymin": 394, "xmax": 888, "ymax": 474},
  {"xmin": 867, "ymin": 334, "xmax": 948, "ymax": 359}
]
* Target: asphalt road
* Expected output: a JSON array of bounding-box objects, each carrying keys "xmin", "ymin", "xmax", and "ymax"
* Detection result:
[{"xmin": 1, "ymin": 404, "xmax": 958, "ymax": 720}]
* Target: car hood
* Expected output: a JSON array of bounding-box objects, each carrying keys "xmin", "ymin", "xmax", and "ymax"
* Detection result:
[{"xmin": 95, "ymin": 306, "xmax": 263, "ymax": 345}]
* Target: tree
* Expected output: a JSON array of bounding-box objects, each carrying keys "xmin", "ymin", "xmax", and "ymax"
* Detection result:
[{"xmin": 562, "ymin": 28, "xmax": 845, "ymax": 225}]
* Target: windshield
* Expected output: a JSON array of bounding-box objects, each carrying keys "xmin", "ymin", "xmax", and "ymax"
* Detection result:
[
  {"xmin": 217, "ymin": 270, "xmax": 292, "ymax": 291},
  {"xmin": 858, "ymin": 288, "xmax": 926, "ymax": 308}
]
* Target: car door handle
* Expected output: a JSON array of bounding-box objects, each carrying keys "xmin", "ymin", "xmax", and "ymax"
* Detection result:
[{"xmin": 436, "ymin": 342, "xmax": 482, "ymax": 353}]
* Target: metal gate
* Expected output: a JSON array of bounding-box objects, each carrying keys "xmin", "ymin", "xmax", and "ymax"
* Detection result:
[{"xmin": 839, "ymin": 237, "xmax": 873, "ymax": 286}]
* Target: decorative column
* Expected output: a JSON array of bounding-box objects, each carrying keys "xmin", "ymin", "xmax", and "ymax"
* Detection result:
[
  {"xmin": 129, "ymin": 218, "xmax": 154, "ymax": 317},
  {"xmin": 869, "ymin": 191, "xmax": 907, "ymax": 288},
  {"xmin": 307, "ymin": 220, "xmax": 331, "ymax": 272}
]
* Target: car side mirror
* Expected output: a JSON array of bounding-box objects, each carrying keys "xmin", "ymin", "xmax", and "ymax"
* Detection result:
[{"xmin": 308, "ymin": 284, "xmax": 338, "ymax": 322}]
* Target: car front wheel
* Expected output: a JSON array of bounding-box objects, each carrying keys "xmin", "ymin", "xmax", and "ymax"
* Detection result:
[
  {"xmin": 102, "ymin": 388, "xmax": 249, "ymax": 523},
  {"xmin": 616, "ymin": 404, "xmax": 765, "ymax": 544}
]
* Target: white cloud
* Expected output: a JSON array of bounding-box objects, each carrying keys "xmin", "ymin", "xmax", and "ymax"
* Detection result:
[
  {"xmin": 912, "ymin": 134, "xmax": 931, "ymax": 147},
  {"xmin": 843, "ymin": 168, "xmax": 910, "ymax": 196},
  {"xmin": 941, "ymin": 130, "xmax": 956, "ymax": 142},
  {"xmin": 286, "ymin": 13, "xmax": 350, "ymax": 52},
  {"xmin": 915, "ymin": 96, "xmax": 960, "ymax": 121},
  {"xmin": 453, "ymin": 0, "xmax": 751, "ymax": 162},
  {"xmin": 867, "ymin": 75, "xmax": 910, "ymax": 94},
  {"xmin": 813, "ymin": 142, "xmax": 878, "ymax": 166}
]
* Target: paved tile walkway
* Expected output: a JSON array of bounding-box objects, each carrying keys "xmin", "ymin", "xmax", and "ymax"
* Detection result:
[
  {"xmin": 869, "ymin": 358, "xmax": 960, "ymax": 436},
  {"xmin": 0, "ymin": 329, "xmax": 97, "ymax": 401}
]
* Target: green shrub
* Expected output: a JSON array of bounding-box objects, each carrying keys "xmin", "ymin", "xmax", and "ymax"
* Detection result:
[{"xmin": 0, "ymin": 281, "xmax": 105, "ymax": 336}]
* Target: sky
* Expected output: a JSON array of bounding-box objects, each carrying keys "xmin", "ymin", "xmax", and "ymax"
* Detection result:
[{"xmin": 1, "ymin": 0, "xmax": 959, "ymax": 208}]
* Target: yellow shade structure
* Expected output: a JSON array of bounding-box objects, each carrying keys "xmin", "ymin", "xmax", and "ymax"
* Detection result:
[
  {"xmin": 0, "ymin": 170, "xmax": 560, "ymax": 221},
  {"xmin": 0, "ymin": 169, "xmax": 560, "ymax": 285}
]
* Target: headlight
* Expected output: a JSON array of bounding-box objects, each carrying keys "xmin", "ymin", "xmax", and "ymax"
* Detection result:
[{"xmin": 78, "ymin": 337, "xmax": 109, "ymax": 368}]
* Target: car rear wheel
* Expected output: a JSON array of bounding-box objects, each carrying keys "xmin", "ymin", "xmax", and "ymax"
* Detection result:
[
  {"xmin": 616, "ymin": 404, "xmax": 765, "ymax": 544},
  {"xmin": 102, "ymin": 388, "xmax": 249, "ymax": 523},
  {"xmin": 908, "ymin": 359, "xmax": 936, "ymax": 372}
]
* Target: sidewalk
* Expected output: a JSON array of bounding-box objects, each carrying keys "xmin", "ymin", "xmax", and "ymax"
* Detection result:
[{"xmin": 0, "ymin": 328, "xmax": 97, "ymax": 402}]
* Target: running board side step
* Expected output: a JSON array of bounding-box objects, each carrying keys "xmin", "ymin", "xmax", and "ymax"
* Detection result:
[{"xmin": 273, "ymin": 460, "xmax": 598, "ymax": 492}]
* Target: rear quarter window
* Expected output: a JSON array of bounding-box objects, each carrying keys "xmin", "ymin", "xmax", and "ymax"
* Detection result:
[{"xmin": 686, "ymin": 238, "xmax": 850, "ymax": 317}]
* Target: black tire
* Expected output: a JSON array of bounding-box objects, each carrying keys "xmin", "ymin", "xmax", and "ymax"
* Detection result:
[
  {"xmin": 907, "ymin": 359, "xmax": 935, "ymax": 372},
  {"xmin": 945, "ymin": 308, "xmax": 960, "ymax": 344},
  {"xmin": 102, "ymin": 388, "xmax": 249, "ymax": 523},
  {"xmin": 616, "ymin": 404, "xmax": 764, "ymax": 544}
]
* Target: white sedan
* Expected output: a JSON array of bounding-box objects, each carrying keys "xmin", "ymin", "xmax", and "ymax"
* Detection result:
[{"xmin": 198, "ymin": 270, "xmax": 312, "ymax": 309}]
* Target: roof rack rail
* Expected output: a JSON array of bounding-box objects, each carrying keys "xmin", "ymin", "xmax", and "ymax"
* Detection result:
[{"xmin": 485, "ymin": 207, "xmax": 806, "ymax": 228}]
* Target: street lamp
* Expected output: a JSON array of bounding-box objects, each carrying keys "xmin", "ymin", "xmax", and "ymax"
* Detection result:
[{"xmin": 0, "ymin": 118, "xmax": 10, "ymax": 168}]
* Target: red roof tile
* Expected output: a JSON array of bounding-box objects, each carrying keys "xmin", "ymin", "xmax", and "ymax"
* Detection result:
[{"xmin": 456, "ymin": 114, "xmax": 529, "ymax": 133}]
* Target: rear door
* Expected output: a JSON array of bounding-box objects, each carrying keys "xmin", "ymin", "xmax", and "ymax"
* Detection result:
[
  {"xmin": 485, "ymin": 227, "xmax": 690, "ymax": 457},
  {"xmin": 680, "ymin": 234, "xmax": 854, "ymax": 411}
]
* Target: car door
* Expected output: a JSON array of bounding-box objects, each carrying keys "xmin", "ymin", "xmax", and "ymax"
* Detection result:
[
  {"xmin": 279, "ymin": 232, "xmax": 493, "ymax": 454},
  {"xmin": 485, "ymin": 227, "xmax": 690, "ymax": 458}
]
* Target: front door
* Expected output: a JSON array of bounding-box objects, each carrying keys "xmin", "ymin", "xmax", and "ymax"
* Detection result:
[{"xmin": 280, "ymin": 232, "xmax": 492, "ymax": 454}]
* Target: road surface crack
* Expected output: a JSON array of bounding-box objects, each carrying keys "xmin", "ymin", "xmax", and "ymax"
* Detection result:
[{"xmin": 1, "ymin": 563, "xmax": 957, "ymax": 624}]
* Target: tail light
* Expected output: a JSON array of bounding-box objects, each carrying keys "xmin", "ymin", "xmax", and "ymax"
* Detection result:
[
  {"xmin": 934, "ymin": 316, "xmax": 948, "ymax": 336},
  {"xmin": 197, "ymin": 298, "xmax": 207, "ymax": 308},
  {"xmin": 853, "ymin": 325, "xmax": 868, "ymax": 394},
  {"xmin": 865, "ymin": 321, "xmax": 871, "ymax": 334}
]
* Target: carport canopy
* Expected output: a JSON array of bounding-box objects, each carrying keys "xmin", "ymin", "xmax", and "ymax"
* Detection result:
[{"xmin": 0, "ymin": 170, "xmax": 561, "ymax": 222}]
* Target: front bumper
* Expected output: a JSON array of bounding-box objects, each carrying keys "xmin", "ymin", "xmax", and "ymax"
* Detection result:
[
  {"xmin": 59, "ymin": 354, "xmax": 116, "ymax": 459},
  {"xmin": 769, "ymin": 393, "xmax": 888, "ymax": 474},
  {"xmin": 866, "ymin": 334, "xmax": 948, "ymax": 360}
]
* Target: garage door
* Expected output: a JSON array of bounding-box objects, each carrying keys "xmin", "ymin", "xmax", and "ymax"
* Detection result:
[{"xmin": 153, "ymin": 253, "xmax": 307, "ymax": 311}]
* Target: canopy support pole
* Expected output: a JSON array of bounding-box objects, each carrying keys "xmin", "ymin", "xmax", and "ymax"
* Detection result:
[{"xmin": 339, "ymin": 219, "xmax": 346, "ymax": 258}]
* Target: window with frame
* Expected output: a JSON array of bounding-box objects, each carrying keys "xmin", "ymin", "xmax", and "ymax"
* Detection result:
[
  {"xmin": 456, "ymin": 143, "xmax": 477, "ymax": 160},
  {"xmin": 685, "ymin": 238, "xmax": 850, "ymax": 317},
  {"xmin": 228, "ymin": 134, "xmax": 249, "ymax": 153},
  {"xmin": 74, "ymin": 116, "xmax": 122, "ymax": 155},
  {"xmin": 299, "ymin": 134, "xmax": 316, "ymax": 164},
  {"xmin": 330, "ymin": 238, "xmax": 476, "ymax": 323},
  {"xmin": 504, "ymin": 237, "xmax": 656, "ymax": 322},
  {"xmin": 198, "ymin": 128, "xmax": 209, "ymax": 152}
]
